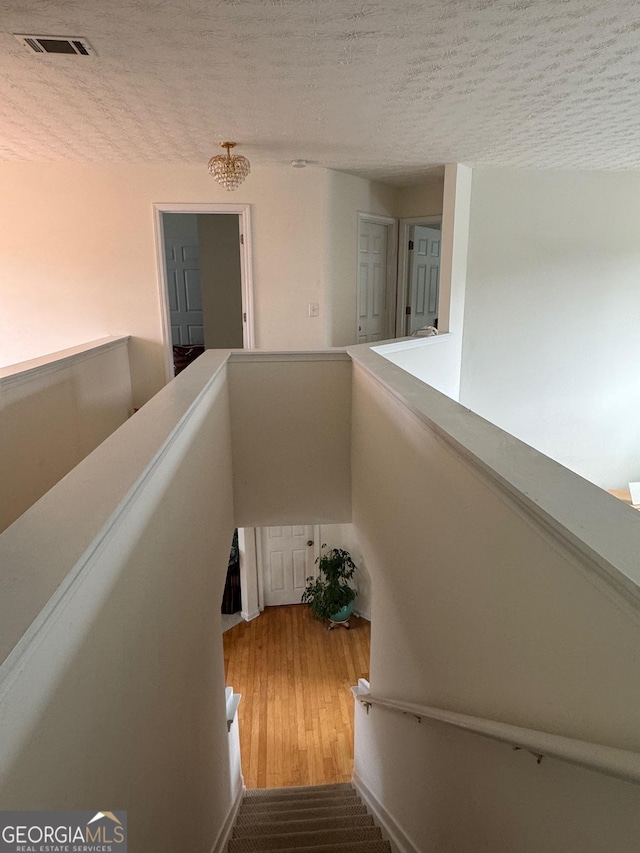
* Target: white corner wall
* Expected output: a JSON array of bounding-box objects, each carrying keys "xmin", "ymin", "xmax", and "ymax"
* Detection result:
[
  {"xmin": 0, "ymin": 337, "xmax": 133, "ymax": 533},
  {"xmin": 397, "ymin": 176, "xmax": 444, "ymax": 219},
  {"xmin": 325, "ymin": 171, "xmax": 398, "ymax": 348},
  {"xmin": 369, "ymin": 335, "xmax": 460, "ymax": 400},
  {"xmin": 318, "ymin": 522, "xmax": 372, "ymax": 620},
  {"xmin": 460, "ymin": 168, "xmax": 640, "ymax": 489},
  {"xmin": 228, "ymin": 354, "xmax": 352, "ymax": 527},
  {"xmin": 357, "ymin": 164, "xmax": 472, "ymax": 402}
]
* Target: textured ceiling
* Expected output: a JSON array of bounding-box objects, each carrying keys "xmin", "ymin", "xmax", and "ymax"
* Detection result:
[{"xmin": 1, "ymin": 0, "xmax": 640, "ymax": 184}]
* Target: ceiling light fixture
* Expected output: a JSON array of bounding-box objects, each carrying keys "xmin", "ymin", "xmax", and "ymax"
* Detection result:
[{"xmin": 208, "ymin": 141, "xmax": 250, "ymax": 191}]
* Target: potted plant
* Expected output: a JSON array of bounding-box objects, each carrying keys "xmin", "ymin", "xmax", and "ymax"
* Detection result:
[{"xmin": 301, "ymin": 545, "xmax": 357, "ymax": 628}]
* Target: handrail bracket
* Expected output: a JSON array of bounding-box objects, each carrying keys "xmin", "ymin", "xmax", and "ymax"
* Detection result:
[{"xmin": 513, "ymin": 745, "xmax": 544, "ymax": 764}]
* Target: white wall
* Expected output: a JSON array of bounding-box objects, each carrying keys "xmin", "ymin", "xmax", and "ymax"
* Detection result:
[
  {"xmin": 228, "ymin": 354, "xmax": 352, "ymax": 527},
  {"xmin": 318, "ymin": 522, "xmax": 372, "ymax": 621},
  {"xmin": 325, "ymin": 171, "xmax": 398, "ymax": 347},
  {"xmin": 460, "ymin": 168, "xmax": 640, "ymax": 489},
  {"xmin": 350, "ymin": 352, "xmax": 640, "ymax": 852},
  {"xmin": 397, "ymin": 177, "xmax": 444, "ymax": 219},
  {"xmin": 354, "ymin": 701, "xmax": 640, "ymax": 853},
  {"xmin": 197, "ymin": 214, "xmax": 244, "ymax": 349},
  {"xmin": 369, "ymin": 335, "xmax": 460, "ymax": 400},
  {"xmin": 0, "ymin": 337, "xmax": 132, "ymax": 533},
  {"xmin": 0, "ymin": 163, "xmax": 331, "ymax": 406},
  {"xmin": 0, "ymin": 353, "xmax": 240, "ymax": 851},
  {"xmin": 0, "ymin": 163, "xmax": 406, "ymax": 409}
]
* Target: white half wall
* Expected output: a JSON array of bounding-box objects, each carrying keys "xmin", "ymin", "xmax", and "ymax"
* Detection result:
[
  {"xmin": 460, "ymin": 168, "xmax": 640, "ymax": 488},
  {"xmin": 0, "ymin": 337, "xmax": 132, "ymax": 533},
  {"xmin": 0, "ymin": 352, "xmax": 239, "ymax": 851},
  {"xmin": 368, "ymin": 335, "xmax": 459, "ymax": 400},
  {"xmin": 350, "ymin": 350, "xmax": 640, "ymax": 851}
]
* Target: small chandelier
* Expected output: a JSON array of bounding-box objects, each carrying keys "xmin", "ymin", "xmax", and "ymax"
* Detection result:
[{"xmin": 208, "ymin": 141, "xmax": 250, "ymax": 191}]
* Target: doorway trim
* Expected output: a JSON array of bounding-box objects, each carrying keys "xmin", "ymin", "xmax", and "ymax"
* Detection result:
[
  {"xmin": 153, "ymin": 202, "xmax": 255, "ymax": 383},
  {"xmin": 396, "ymin": 215, "xmax": 443, "ymax": 338},
  {"xmin": 356, "ymin": 212, "xmax": 398, "ymax": 343}
]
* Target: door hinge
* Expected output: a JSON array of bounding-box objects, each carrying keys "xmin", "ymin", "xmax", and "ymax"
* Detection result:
[
  {"xmin": 240, "ymin": 233, "xmax": 244, "ymax": 245},
  {"xmin": 408, "ymin": 240, "xmax": 414, "ymax": 250},
  {"xmin": 405, "ymin": 306, "xmax": 411, "ymax": 315},
  {"xmin": 243, "ymin": 312, "xmax": 247, "ymax": 322}
]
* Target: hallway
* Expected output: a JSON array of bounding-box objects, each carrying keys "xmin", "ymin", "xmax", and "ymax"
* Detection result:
[{"xmin": 223, "ymin": 605, "xmax": 371, "ymax": 789}]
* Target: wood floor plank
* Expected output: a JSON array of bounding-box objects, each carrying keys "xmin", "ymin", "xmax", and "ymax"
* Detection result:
[{"xmin": 223, "ymin": 605, "xmax": 371, "ymax": 789}]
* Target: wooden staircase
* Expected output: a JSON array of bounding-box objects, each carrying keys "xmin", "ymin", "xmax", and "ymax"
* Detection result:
[{"xmin": 228, "ymin": 783, "xmax": 392, "ymax": 852}]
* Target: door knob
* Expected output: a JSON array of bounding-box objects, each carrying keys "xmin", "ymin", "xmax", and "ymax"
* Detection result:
[{"xmin": 307, "ymin": 540, "xmax": 314, "ymax": 547}]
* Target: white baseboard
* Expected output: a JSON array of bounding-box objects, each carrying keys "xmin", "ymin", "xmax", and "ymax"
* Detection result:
[
  {"xmin": 241, "ymin": 609, "xmax": 260, "ymax": 622},
  {"xmin": 209, "ymin": 778, "xmax": 244, "ymax": 853},
  {"xmin": 352, "ymin": 770, "xmax": 420, "ymax": 853},
  {"xmin": 354, "ymin": 609, "xmax": 371, "ymax": 621}
]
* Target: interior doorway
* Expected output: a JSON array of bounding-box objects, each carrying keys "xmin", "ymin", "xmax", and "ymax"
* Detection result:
[
  {"xmin": 356, "ymin": 212, "xmax": 398, "ymax": 343},
  {"xmin": 397, "ymin": 216, "xmax": 442, "ymax": 337},
  {"xmin": 154, "ymin": 203, "xmax": 255, "ymax": 382}
]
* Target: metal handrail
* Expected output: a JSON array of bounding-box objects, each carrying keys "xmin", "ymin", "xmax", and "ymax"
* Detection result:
[{"xmin": 354, "ymin": 686, "xmax": 640, "ymax": 786}]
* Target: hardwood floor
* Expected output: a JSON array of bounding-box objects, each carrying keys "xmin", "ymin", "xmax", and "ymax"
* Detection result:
[{"xmin": 223, "ymin": 604, "xmax": 371, "ymax": 789}]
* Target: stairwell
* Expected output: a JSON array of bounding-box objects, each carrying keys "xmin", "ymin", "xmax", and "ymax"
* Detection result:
[{"xmin": 228, "ymin": 783, "xmax": 392, "ymax": 852}]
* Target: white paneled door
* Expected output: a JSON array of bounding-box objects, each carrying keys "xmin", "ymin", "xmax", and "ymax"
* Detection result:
[
  {"xmin": 357, "ymin": 219, "xmax": 389, "ymax": 343},
  {"xmin": 260, "ymin": 525, "xmax": 318, "ymax": 606},
  {"xmin": 407, "ymin": 226, "xmax": 441, "ymax": 334},
  {"xmin": 164, "ymin": 239, "xmax": 204, "ymax": 346}
]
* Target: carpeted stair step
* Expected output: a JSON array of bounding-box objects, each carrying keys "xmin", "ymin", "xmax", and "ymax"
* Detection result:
[
  {"xmin": 229, "ymin": 783, "xmax": 392, "ymax": 853},
  {"xmin": 228, "ymin": 825, "xmax": 383, "ymax": 853},
  {"xmin": 238, "ymin": 795, "xmax": 360, "ymax": 813},
  {"xmin": 235, "ymin": 802, "xmax": 369, "ymax": 825},
  {"xmin": 243, "ymin": 783, "xmax": 354, "ymax": 799},
  {"xmin": 231, "ymin": 842, "xmax": 392, "ymax": 853},
  {"xmin": 232, "ymin": 813, "xmax": 375, "ymax": 838}
]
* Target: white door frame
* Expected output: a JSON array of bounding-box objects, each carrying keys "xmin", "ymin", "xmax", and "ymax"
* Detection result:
[
  {"xmin": 356, "ymin": 212, "xmax": 398, "ymax": 343},
  {"xmin": 238, "ymin": 527, "xmax": 260, "ymax": 622},
  {"xmin": 153, "ymin": 202, "xmax": 255, "ymax": 383},
  {"xmin": 396, "ymin": 215, "xmax": 443, "ymax": 338},
  {"xmin": 256, "ymin": 524, "xmax": 321, "ymax": 611}
]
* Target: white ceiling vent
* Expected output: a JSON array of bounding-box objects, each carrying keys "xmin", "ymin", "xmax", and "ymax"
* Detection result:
[{"xmin": 13, "ymin": 34, "xmax": 96, "ymax": 56}]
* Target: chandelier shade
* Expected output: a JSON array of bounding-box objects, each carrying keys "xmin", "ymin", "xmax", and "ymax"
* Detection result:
[{"xmin": 208, "ymin": 141, "xmax": 250, "ymax": 191}]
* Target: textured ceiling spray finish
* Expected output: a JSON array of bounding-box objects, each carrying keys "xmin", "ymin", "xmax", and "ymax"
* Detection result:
[{"xmin": 1, "ymin": 0, "xmax": 640, "ymax": 183}]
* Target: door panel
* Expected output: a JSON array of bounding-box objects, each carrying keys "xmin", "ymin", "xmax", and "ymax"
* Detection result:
[
  {"xmin": 184, "ymin": 269, "xmax": 202, "ymax": 310},
  {"xmin": 357, "ymin": 219, "xmax": 390, "ymax": 343},
  {"xmin": 164, "ymin": 238, "xmax": 205, "ymax": 346},
  {"xmin": 261, "ymin": 525, "xmax": 317, "ymax": 606},
  {"xmin": 407, "ymin": 225, "xmax": 441, "ymax": 334}
]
